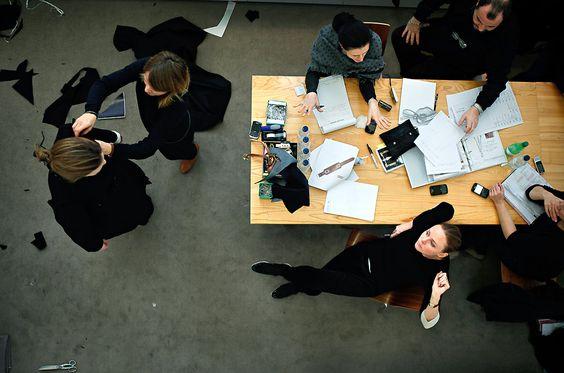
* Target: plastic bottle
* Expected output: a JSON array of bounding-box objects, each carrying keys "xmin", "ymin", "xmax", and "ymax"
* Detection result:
[
  {"xmin": 505, "ymin": 141, "xmax": 529, "ymax": 156},
  {"xmin": 297, "ymin": 125, "xmax": 310, "ymax": 174},
  {"xmin": 502, "ymin": 155, "xmax": 530, "ymax": 170}
]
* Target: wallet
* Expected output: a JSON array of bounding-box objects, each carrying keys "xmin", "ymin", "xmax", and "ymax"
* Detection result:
[{"xmin": 379, "ymin": 120, "xmax": 419, "ymax": 160}]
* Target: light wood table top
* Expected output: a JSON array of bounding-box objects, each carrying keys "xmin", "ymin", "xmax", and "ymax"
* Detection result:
[{"xmin": 250, "ymin": 76, "xmax": 564, "ymax": 225}]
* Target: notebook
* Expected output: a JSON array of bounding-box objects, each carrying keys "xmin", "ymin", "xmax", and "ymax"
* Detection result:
[
  {"xmin": 313, "ymin": 75, "xmax": 357, "ymax": 134},
  {"xmin": 502, "ymin": 163, "xmax": 550, "ymax": 224}
]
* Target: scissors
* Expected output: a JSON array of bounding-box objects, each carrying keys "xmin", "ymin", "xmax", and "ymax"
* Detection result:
[
  {"xmin": 318, "ymin": 157, "xmax": 355, "ymax": 177},
  {"xmin": 38, "ymin": 360, "xmax": 77, "ymax": 372}
]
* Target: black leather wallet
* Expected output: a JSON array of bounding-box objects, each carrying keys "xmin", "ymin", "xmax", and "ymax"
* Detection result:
[{"xmin": 379, "ymin": 120, "xmax": 419, "ymax": 160}]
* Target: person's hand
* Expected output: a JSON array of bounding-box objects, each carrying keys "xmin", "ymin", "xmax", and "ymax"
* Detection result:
[
  {"xmin": 95, "ymin": 140, "xmax": 113, "ymax": 156},
  {"xmin": 390, "ymin": 221, "xmax": 413, "ymax": 238},
  {"xmin": 100, "ymin": 239, "xmax": 109, "ymax": 251},
  {"xmin": 367, "ymin": 99, "xmax": 391, "ymax": 129},
  {"xmin": 543, "ymin": 191, "xmax": 564, "ymax": 222},
  {"xmin": 401, "ymin": 17, "xmax": 421, "ymax": 45},
  {"xmin": 489, "ymin": 183, "xmax": 505, "ymax": 205},
  {"xmin": 298, "ymin": 92, "xmax": 322, "ymax": 116},
  {"xmin": 457, "ymin": 106, "xmax": 479, "ymax": 133},
  {"xmin": 72, "ymin": 113, "xmax": 97, "ymax": 136},
  {"xmin": 431, "ymin": 271, "xmax": 450, "ymax": 299}
]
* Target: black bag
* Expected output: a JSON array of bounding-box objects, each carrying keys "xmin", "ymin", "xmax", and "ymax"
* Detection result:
[
  {"xmin": 379, "ymin": 120, "xmax": 419, "ymax": 160},
  {"xmin": 0, "ymin": 335, "xmax": 11, "ymax": 373}
]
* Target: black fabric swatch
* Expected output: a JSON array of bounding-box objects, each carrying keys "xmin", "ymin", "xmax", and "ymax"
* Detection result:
[
  {"xmin": 245, "ymin": 10, "xmax": 259, "ymax": 22},
  {"xmin": 31, "ymin": 231, "xmax": 47, "ymax": 250}
]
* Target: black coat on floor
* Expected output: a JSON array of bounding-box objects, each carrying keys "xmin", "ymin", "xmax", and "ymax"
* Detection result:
[
  {"xmin": 47, "ymin": 125, "xmax": 154, "ymax": 252},
  {"xmin": 112, "ymin": 17, "xmax": 232, "ymax": 131}
]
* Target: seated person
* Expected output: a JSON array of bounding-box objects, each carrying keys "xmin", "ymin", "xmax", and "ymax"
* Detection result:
[
  {"xmin": 252, "ymin": 202, "xmax": 462, "ymax": 329},
  {"xmin": 35, "ymin": 124, "xmax": 154, "ymax": 252},
  {"xmin": 300, "ymin": 12, "xmax": 390, "ymax": 128},
  {"xmin": 489, "ymin": 183, "xmax": 564, "ymax": 281},
  {"xmin": 391, "ymin": 0, "xmax": 517, "ymax": 133}
]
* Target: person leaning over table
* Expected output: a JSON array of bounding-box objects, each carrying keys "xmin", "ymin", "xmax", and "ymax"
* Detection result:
[
  {"xmin": 72, "ymin": 51, "xmax": 199, "ymax": 174},
  {"xmin": 489, "ymin": 182, "xmax": 564, "ymax": 281},
  {"xmin": 391, "ymin": 0, "xmax": 518, "ymax": 133},
  {"xmin": 252, "ymin": 202, "xmax": 462, "ymax": 329},
  {"xmin": 34, "ymin": 124, "xmax": 154, "ymax": 252},
  {"xmin": 299, "ymin": 12, "xmax": 391, "ymax": 129}
]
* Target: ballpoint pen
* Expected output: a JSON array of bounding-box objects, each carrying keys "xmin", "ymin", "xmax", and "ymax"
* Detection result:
[{"xmin": 366, "ymin": 144, "xmax": 379, "ymax": 169}]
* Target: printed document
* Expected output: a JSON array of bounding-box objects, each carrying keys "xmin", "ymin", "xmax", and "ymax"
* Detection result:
[
  {"xmin": 314, "ymin": 75, "xmax": 357, "ymax": 134},
  {"xmin": 324, "ymin": 181, "xmax": 378, "ymax": 222},
  {"xmin": 502, "ymin": 164, "xmax": 549, "ymax": 224},
  {"xmin": 398, "ymin": 78, "xmax": 436, "ymax": 123},
  {"xmin": 308, "ymin": 139, "xmax": 359, "ymax": 191},
  {"xmin": 459, "ymin": 130, "xmax": 507, "ymax": 171},
  {"xmin": 447, "ymin": 82, "xmax": 523, "ymax": 137}
]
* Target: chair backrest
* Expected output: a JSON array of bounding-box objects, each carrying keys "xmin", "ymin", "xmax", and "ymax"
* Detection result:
[
  {"xmin": 500, "ymin": 262, "xmax": 550, "ymax": 290},
  {"xmin": 346, "ymin": 229, "xmax": 424, "ymax": 311},
  {"xmin": 364, "ymin": 22, "xmax": 391, "ymax": 55}
]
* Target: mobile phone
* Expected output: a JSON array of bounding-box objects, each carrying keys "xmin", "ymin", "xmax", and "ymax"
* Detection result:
[
  {"xmin": 534, "ymin": 155, "xmax": 545, "ymax": 174},
  {"xmin": 365, "ymin": 119, "xmax": 377, "ymax": 134},
  {"xmin": 249, "ymin": 121, "xmax": 261, "ymax": 140},
  {"xmin": 429, "ymin": 184, "xmax": 448, "ymax": 196},
  {"xmin": 471, "ymin": 183, "xmax": 489, "ymax": 198}
]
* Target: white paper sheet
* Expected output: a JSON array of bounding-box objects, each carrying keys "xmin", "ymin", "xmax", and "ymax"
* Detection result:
[
  {"xmin": 460, "ymin": 130, "xmax": 507, "ymax": 171},
  {"xmin": 502, "ymin": 164, "xmax": 549, "ymax": 224},
  {"xmin": 446, "ymin": 82, "xmax": 523, "ymax": 137},
  {"xmin": 324, "ymin": 181, "xmax": 378, "ymax": 222},
  {"xmin": 313, "ymin": 75, "xmax": 357, "ymax": 134},
  {"xmin": 204, "ymin": 1, "xmax": 236, "ymax": 37},
  {"xmin": 398, "ymin": 78, "xmax": 436, "ymax": 124},
  {"xmin": 308, "ymin": 139, "xmax": 359, "ymax": 191}
]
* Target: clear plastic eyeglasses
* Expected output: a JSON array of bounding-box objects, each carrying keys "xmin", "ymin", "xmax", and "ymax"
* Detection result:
[{"xmin": 402, "ymin": 107, "xmax": 437, "ymax": 125}]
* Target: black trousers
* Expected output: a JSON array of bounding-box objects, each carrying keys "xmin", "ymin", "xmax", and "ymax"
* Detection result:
[
  {"xmin": 282, "ymin": 243, "xmax": 380, "ymax": 297},
  {"xmin": 391, "ymin": 24, "xmax": 482, "ymax": 79}
]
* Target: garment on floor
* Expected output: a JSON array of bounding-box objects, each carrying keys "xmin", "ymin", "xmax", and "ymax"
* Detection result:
[
  {"xmin": 43, "ymin": 68, "xmax": 100, "ymax": 127},
  {"xmin": 112, "ymin": 17, "xmax": 231, "ymax": 131},
  {"xmin": 0, "ymin": 59, "xmax": 37, "ymax": 104},
  {"xmin": 467, "ymin": 281, "xmax": 564, "ymax": 322}
]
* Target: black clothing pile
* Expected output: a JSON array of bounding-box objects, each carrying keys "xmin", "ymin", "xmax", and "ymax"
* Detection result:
[{"xmin": 271, "ymin": 164, "xmax": 310, "ymax": 214}]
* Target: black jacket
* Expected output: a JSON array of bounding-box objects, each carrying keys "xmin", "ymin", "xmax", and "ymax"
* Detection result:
[
  {"xmin": 47, "ymin": 125, "xmax": 154, "ymax": 252},
  {"xmin": 414, "ymin": 0, "xmax": 518, "ymax": 109}
]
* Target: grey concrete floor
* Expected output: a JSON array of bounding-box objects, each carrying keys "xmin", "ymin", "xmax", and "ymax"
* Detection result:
[{"xmin": 0, "ymin": 1, "xmax": 546, "ymax": 372}]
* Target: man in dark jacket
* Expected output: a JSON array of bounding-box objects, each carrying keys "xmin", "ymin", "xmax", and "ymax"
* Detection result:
[{"xmin": 392, "ymin": 0, "xmax": 517, "ymax": 133}]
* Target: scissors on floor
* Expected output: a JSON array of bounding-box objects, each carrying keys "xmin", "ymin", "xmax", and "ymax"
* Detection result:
[{"xmin": 38, "ymin": 360, "xmax": 77, "ymax": 372}]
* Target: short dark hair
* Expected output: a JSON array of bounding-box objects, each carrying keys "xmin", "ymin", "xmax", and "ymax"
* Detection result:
[
  {"xmin": 476, "ymin": 0, "xmax": 512, "ymax": 20},
  {"xmin": 332, "ymin": 12, "xmax": 371, "ymax": 50},
  {"xmin": 440, "ymin": 223, "xmax": 462, "ymax": 253}
]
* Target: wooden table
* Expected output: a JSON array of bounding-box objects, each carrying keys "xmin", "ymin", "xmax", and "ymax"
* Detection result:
[{"xmin": 250, "ymin": 76, "xmax": 564, "ymax": 225}]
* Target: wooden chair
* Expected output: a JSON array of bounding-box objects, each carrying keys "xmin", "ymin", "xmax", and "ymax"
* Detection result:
[
  {"xmin": 346, "ymin": 229, "xmax": 424, "ymax": 311},
  {"xmin": 500, "ymin": 262, "xmax": 554, "ymax": 290},
  {"xmin": 364, "ymin": 22, "xmax": 391, "ymax": 54}
]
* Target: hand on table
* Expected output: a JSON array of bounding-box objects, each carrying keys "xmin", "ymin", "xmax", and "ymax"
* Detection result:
[
  {"xmin": 390, "ymin": 221, "xmax": 413, "ymax": 238},
  {"xmin": 489, "ymin": 183, "xmax": 505, "ymax": 205},
  {"xmin": 457, "ymin": 106, "xmax": 479, "ymax": 133},
  {"xmin": 401, "ymin": 17, "xmax": 421, "ymax": 45},
  {"xmin": 298, "ymin": 92, "xmax": 322, "ymax": 116},
  {"xmin": 543, "ymin": 191, "xmax": 564, "ymax": 222},
  {"xmin": 367, "ymin": 99, "xmax": 391, "ymax": 129},
  {"xmin": 72, "ymin": 113, "xmax": 97, "ymax": 136}
]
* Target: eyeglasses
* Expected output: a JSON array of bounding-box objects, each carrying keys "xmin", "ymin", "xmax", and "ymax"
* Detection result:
[{"xmin": 402, "ymin": 107, "xmax": 437, "ymax": 125}]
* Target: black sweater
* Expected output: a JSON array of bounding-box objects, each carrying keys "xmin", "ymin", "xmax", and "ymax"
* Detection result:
[
  {"xmin": 413, "ymin": 0, "xmax": 517, "ymax": 109},
  {"xmin": 47, "ymin": 125, "xmax": 154, "ymax": 252},
  {"xmin": 499, "ymin": 185, "xmax": 564, "ymax": 281},
  {"xmin": 85, "ymin": 58, "xmax": 194, "ymax": 160}
]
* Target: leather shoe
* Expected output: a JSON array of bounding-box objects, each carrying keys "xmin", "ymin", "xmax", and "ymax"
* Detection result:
[
  {"xmin": 180, "ymin": 144, "xmax": 199, "ymax": 174},
  {"xmin": 272, "ymin": 283, "xmax": 299, "ymax": 299},
  {"xmin": 251, "ymin": 261, "xmax": 291, "ymax": 276}
]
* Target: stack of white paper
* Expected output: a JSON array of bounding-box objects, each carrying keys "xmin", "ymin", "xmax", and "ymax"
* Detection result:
[
  {"xmin": 314, "ymin": 75, "xmax": 357, "ymax": 134},
  {"xmin": 459, "ymin": 130, "xmax": 507, "ymax": 171},
  {"xmin": 502, "ymin": 164, "xmax": 549, "ymax": 224},
  {"xmin": 398, "ymin": 78, "xmax": 436, "ymax": 124},
  {"xmin": 308, "ymin": 139, "xmax": 359, "ymax": 191},
  {"xmin": 324, "ymin": 182, "xmax": 379, "ymax": 222},
  {"xmin": 446, "ymin": 82, "xmax": 523, "ymax": 137}
]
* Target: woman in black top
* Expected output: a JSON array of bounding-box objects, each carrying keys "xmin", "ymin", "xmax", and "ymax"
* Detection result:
[
  {"xmin": 35, "ymin": 124, "xmax": 154, "ymax": 252},
  {"xmin": 489, "ymin": 182, "xmax": 564, "ymax": 281},
  {"xmin": 252, "ymin": 202, "xmax": 461, "ymax": 328},
  {"xmin": 72, "ymin": 51, "xmax": 199, "ymax": 174},
  {"xmin": 299, "ymin": 12, "xmax": 390, "ymax": 129}
]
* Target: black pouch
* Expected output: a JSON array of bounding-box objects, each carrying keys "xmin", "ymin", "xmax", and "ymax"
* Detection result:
[
  {"xmin": 379, "ymin": 120, "xmax": 419, "ymax": 160},
  {"xmin": 0, "ymin": 334, "xmax": 11, "ymax": 373}
]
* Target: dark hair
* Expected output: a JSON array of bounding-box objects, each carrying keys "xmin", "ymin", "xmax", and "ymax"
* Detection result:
[
  {"xmin": 476, "ymin": 0, "xmax": 511, "ymax": 20},
  {"xmin": 142, "ymin": 50, "xmax": 190, "ymax": 108},
  {"xmin": 332, "ymin": 12, "xmax": 371, "ymax": 50},
  {"xmin": 440, "ymin": 224, "xmax": 462, "ymax": 253}
]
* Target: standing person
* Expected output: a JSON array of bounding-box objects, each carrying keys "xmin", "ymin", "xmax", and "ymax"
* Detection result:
[
  {"xmin": 300, "ymin": 12, "xmax": 390, "ymax": 128},
  {"xmin": 391, "ymin": 0, "xmax": 517, "ymax": 133},
  {"xmin": 35, "ymin": 124, "xmax": 154, "ymax": 252},
  {"xmin": 72, "ymin": 51, "xmax": 199, "ymax": 174},
  {"xmin": 252, "ymin": 202, "xmax": 462, "ymax": 328},
  {"xmin": 489, "ymin": 183, "xmax": 564, "ymax": 281}
]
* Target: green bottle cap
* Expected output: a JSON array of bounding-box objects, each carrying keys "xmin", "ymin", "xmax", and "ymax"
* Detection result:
[{"xmin": 522, "ymin": 141, "xmax": 529, "ymax": 147}]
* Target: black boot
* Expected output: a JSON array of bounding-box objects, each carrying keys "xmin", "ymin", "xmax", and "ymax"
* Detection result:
[
  {"xmin": 272, "ymin": 282, "xmax": 299, "ymax": 299},
  {"xmin": 251, "ymin": 261, "xmax": 291, "ymax": 276}
]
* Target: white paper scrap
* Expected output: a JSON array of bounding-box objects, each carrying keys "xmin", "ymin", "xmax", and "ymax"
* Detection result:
[{"xmin": 204, "ymin": 1, "xmax": 236, "ymax": 37}]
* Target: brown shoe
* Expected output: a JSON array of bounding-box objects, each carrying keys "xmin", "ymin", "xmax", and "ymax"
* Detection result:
[{"xmin": 179, "ymin": 144, "xmax": 199, "ymax": 174}]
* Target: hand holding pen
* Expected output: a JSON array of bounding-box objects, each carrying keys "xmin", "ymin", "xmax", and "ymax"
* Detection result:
[{"xmin": 297, "ymin": 92, "xmax": 324, "ymax": 116}]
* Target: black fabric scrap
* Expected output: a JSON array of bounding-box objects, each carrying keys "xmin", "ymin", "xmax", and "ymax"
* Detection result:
[
  {"xmin": 0, "ymin": 59, "xmax": 37, "ymax": 104},
  {"xmin": 0, "ymin": 244, "xmax": 7, "ymax": 250},
  {"xmin": 31, "ymin": 231, "xmax": 47, "ymax": 250},
  {"xmin": 245, "ymin": 10, "xmax": 259, "ymax": 22}
]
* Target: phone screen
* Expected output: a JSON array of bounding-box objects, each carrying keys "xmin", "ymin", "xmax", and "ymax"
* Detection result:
[{"xmin": 474, "ymin": 184, "xmax": 483, "ymax": 194}]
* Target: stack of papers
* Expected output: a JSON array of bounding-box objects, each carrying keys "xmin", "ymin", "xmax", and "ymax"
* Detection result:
[
  {"xmin": 398, "ymin": 78, "xmax": 436, "ymax": 124},
  {"xmin": 502, "ymin": 164, "xmax": 549, "ymax": 224},
  {"xmin": 309, "ymin": 139, "xmax": 359, "ymax": 191},
  {"xmin": 314, "ymin": 75, "xmax": 357, "ymax": 134}
]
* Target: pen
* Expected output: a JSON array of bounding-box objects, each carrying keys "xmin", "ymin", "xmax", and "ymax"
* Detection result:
[
  {"xmin": 434, "ymin": 94, "xmax": 438, "ymax": 111},
  {"xmin": 366, "ymin": 144, "xmax": 379, "ymax": 169}
]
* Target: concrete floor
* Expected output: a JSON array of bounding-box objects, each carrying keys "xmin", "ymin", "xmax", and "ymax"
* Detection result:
[{"xmin": 0, "ymin": 1, "xmax": 547, "ymax": 372}]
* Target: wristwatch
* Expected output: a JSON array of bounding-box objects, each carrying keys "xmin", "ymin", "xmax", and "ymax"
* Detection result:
[
  {"xmin": 428, "ymin": 301, "xmax": 439, "ymax": 308},
  {"xmin": 472, "ymin": 103, "xmax": 483, "ymax": 114}
]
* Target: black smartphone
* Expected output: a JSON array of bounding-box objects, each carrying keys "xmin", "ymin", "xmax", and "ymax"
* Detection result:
[
  {"xmin": 471, "ymin": 183, "xmax": 489, "ymax": 198},
  {"xmin": 249, "ymin": 121, "xmax": 261, "ymax": 140},
  {"xmin": 365, "ymin": 119, "xmax": 377, "ymax": 134},
  {"xmin": 429, "ymin": 184, "xmax": 448, "ymax": 196},
  {"xmin": 534, "ymin": 155, "xmax": 545, "ymax": 174}
]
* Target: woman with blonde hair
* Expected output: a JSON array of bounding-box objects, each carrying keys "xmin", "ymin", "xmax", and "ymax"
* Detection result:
[
  {"xmin": 72, "ymin": 50, "xmax": 199, "ymax": 174},
  {"xmin": 36, "ymin": 124, "xmax": 153, "ymax": 252}
]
